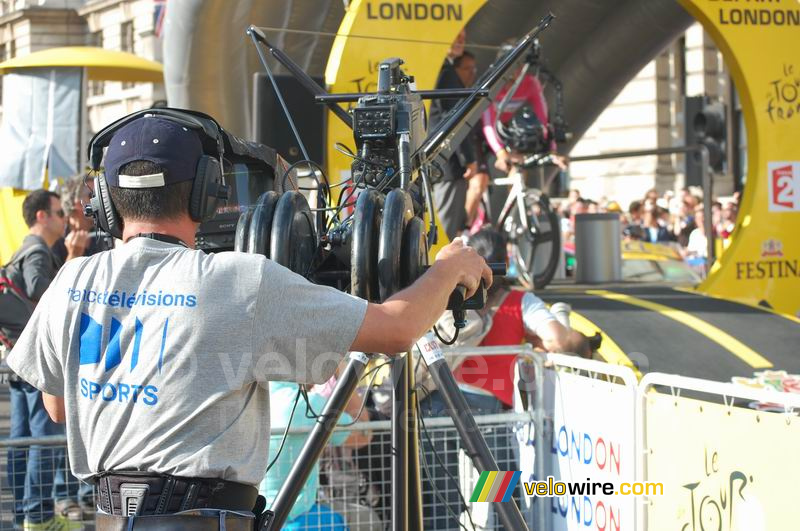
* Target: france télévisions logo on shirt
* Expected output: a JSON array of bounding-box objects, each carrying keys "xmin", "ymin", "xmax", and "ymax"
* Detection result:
[
  {"xmin": 77, "ymin": 313, "xmax": 168, "ymax": 407},
  {"xmin": 768, "ymin": 162, "xmax": 800, "ymax": 212}
]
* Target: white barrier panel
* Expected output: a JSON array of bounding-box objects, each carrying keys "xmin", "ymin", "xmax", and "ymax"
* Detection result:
[
  {"xmin": 638, "ymin": 373, "xmax": 800, "ymax": 531},
  {"xmin": 544, "ymin": 354, "xmax": 639, "ymax": 531}
]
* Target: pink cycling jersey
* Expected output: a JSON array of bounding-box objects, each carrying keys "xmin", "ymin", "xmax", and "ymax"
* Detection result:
[{"xmin": 482, "ymin": 74, "xmax": 553, "ymax": 154}]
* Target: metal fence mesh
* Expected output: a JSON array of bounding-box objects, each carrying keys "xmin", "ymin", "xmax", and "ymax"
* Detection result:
[
  {"xmin": 0, "ymin": 414, "xmax": 533, "ymax": 530},
  {"xmin": 1, "ymin": 439, "xmax": 87, "ymax": 529}
]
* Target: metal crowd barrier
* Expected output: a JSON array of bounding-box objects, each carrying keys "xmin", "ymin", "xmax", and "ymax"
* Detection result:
[
  {"xmin": 0, "ymin": 347, "xmax": 546, "ymax": 531},
  {"xmin": 0, "ymin": 414, "xmax": 535, "ymax": 530}
]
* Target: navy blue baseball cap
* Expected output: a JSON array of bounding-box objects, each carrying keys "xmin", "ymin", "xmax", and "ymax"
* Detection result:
[{"xmin": 104, "ymin": 116, "xmax": 204, "ymax": 188}]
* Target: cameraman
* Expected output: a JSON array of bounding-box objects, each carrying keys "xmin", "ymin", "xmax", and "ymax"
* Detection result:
[{"xmin": 5, "ymin": 113, "xmax": 492, "ymax": 527}]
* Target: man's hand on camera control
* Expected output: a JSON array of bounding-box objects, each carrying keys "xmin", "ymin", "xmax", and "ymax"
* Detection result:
[
  {"xmin": 350, "ymin": 238, "xmax": 493, "ymax": 354},
  {"xmin": 433, "ymin": 237, "xmax": 493, "ymax": 299}
]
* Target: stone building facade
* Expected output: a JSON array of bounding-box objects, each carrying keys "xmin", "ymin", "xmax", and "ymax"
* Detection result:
[
  {"xmin": 568, "ymin": 24, "xmax": 739, "ymax": 209},
  {"xmin": 0, "ymin": 0, "xmax": 163, "ymax": 136}
]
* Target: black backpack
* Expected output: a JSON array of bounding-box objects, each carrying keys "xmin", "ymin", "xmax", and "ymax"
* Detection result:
[{"xmin": 0, "ymin": 243, "xmax": 45, "ymax": 348}]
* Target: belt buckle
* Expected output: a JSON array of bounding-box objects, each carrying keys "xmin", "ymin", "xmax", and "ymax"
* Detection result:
[{"xmin": 120, "ymin": 483, "xmax": 149, "ymax": 517}]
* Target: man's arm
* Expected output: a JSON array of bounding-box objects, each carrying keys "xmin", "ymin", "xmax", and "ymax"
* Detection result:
[
  {"xmin": 22, "ymin": 249, "xmax": 57, "ymax": 301},
  {"xmin": 351, "ymin": 239, "xmax": 492, "ymax": 354},
  {"xmin": 43, "ymin": 393, "xmax": 66, "ymax": 423}
]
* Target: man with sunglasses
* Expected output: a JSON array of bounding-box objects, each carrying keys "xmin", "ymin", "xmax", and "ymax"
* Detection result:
[{"xmin": 3, "ymin": 189, "xmax": 82, "ymax": 530}]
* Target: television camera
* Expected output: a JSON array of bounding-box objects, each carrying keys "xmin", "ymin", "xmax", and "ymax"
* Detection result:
[{"xmin": 238, "ymin": 15, "xmax": 554, "ymax": 530}]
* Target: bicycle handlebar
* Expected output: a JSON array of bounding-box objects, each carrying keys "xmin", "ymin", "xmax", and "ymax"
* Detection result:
[{"xmin": 520, "ymin": 152, "xmax": 557, "ymax": 167}]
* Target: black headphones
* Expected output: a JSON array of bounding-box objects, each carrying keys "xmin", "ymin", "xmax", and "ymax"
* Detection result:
[{"xmin": 85, "ymin": 107, "xmax": 230, "ymax": 239}]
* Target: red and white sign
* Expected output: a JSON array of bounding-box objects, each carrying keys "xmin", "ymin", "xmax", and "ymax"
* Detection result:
[
  {"xmin": 767, "ymin": 162, "xmax": 800, "ymax": 212},
  {"xmin": 543, "ymin": 367, "xmax": 636, "ymax": 531}
]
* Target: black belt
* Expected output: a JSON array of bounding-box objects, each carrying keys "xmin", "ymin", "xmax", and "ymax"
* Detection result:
[{"xmin": 94, "ymin": 472, "xmax": 258, "ymax": 516}]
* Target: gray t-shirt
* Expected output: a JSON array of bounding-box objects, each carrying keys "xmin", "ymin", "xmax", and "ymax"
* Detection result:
[{"xmin": 6, "ymin": 238, "xmax": 367, "ymax": 486}]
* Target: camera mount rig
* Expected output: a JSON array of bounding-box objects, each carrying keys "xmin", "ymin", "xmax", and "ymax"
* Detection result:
[{"xmin": 243, "ymin": 16, "xmax": 554, "ymax": 530}]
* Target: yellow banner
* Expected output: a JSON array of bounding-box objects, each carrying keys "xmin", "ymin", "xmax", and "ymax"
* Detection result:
[
  {"xmin": 0, "ymin": 188, "xmax": 29, "ymax": 263},
  {"xmin": 324, "ymin": 0, "xmax": 486, "ymax": 254},
  {"xmin": 645, "ymin": 392, "xmax": 800, "ymax": 530},
  {"xmin": 679, "ymin": 0, "xmax": 800, "ymax": 317}
]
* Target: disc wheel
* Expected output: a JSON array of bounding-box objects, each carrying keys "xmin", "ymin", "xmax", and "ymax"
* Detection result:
[
  {"xmin": 351, "ymin": 189, "xmax": 384, "ymax": 302},
  {"xmin": 234, "ymin": 208, "xmax": 254, "ymax": 252},
  {"xmin": 270, "ymin": 191, "xmax": 317, "ymax": 276},
  {"xmin": 400, "ymin": 216, "xmax": 429, "ymax": 289},
  {"xmin": 512, "ymin": 192, "xmax": 561, "ymax": 290},
  {"xmin": 378, "ymin": 189, "xmax": 413, "ymax": 302},
  {"xmin": 247, "ymin": 191, "xmax": 280, "ymax": 256}
]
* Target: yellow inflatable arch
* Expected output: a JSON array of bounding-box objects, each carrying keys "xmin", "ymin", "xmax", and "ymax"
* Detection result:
[
  {"xmin": 327, "ymin": 0, "xmax": 799, "ymax": 317},
  {"xmin": 679, "ymin": 0, "xmax": 800, "ymax": 317}
]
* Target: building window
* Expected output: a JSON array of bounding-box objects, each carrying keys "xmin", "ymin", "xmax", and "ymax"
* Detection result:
[
  {"xmin": 121, "ymin": 21, "xmax": 134, "ymax": 53},
  {"xmin": 90, "ymin": 30, "xmax": 103, "ymax": 47},
  {"xmin": 89, "ymin": 31, "xmax": 104, "ymax": 96},
  {"xmin": 120, "ymin": 21, "xmax": 135, "ymax": 89},
  {"xmin": 0, "ymin": 43, "xmax": 5, "ymax": 105}
]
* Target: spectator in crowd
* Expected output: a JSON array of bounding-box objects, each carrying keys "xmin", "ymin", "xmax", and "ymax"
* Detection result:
[
  {"xmin": 559, "ymin": 188, "xmax": 582, "ymax": 217},
  {"xmin": 711, "ymin": 201, "xmax": 723, "ymax": 234},
  {"xmin": 685, "ymin": 204, "xmax": 708, "ymax": 264},
  {"xmin": 561, "ymin": 197, "xmax": 588, "ymax": 243},
  {"xmin": 259, "ymin": 381, "xmax": 372, "ymax": 530},
  {"xmin": 662, "ymin": 189, "xmax": 675, "ymax": 211},
  {"xmin": 52, "ymin": 177, "xmax": 109, "ymax": 263},
  {"xmin": 643, "ymin": 188, "xmax": 659, "ymax": 207},
  {"xmin": 453, "ymin": 50, "xmax": 491, "ymax": 228},
  {"xmin": 640, "ymin": 204, "xmax": 674, "ymax": 243},
  {"xmin": 431, "ymin": 29, "xmax": 488, "ymax": 239},
  {"xmin": 3, "ymin": 190, "xmax": 82, "ymax": 530},
  {"xmin": 671, "ymin": 199, "xmax": 697, "ymax": 247},
  {"xmin": 60, "ymin": 177, "xmax": 92, "ymax": 234},
  {"xmin": 718, "ymin": 201, "xmax": 737, "ymax": 240},
  {"xmin": 623, "ymin": 200, "xmax": 645, "ymax": 240},
  {"xmin": 628, "ymin": 200, "xmax": 643, "ymax": 226}
]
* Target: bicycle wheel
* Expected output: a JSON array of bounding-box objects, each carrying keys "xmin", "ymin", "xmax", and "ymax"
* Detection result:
[{"xmin": 508, "ymin": 191, "xmax": 561, "ymax": 290}]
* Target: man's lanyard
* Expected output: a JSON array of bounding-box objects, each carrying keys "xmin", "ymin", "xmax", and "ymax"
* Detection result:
[{"xmin": 130, "ymin": 233, "xmax": 189, "ymax": 248}]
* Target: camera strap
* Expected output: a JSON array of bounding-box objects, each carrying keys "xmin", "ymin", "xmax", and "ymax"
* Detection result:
[{"xmin": 130, "ymin": 233, "xmax": 189, "ymax": 248}]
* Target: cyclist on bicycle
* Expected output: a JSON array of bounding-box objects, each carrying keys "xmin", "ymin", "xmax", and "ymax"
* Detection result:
[{"xmin": 481, "ymin": 40, "xmax": 566, "ymax": 174}]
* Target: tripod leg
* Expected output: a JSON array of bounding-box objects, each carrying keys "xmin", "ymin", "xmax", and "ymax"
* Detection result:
[
  {"xmin": 407, "ymin": 352, "xmax": 424, "ymax": 530},
  {"xmin": 421, "ymin": 341, "xmax": 530, "ymax": 531},
  {"xmin": 390, "ymin": 353, "xmax": 426, "ymax": 531},
  {"xmin": 391, "ymin": 353, "xmax": 409, "ymax": 531},
  {"xmin": 390, "ymin": 351, "xmax": 425, "ymax": 531}
]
